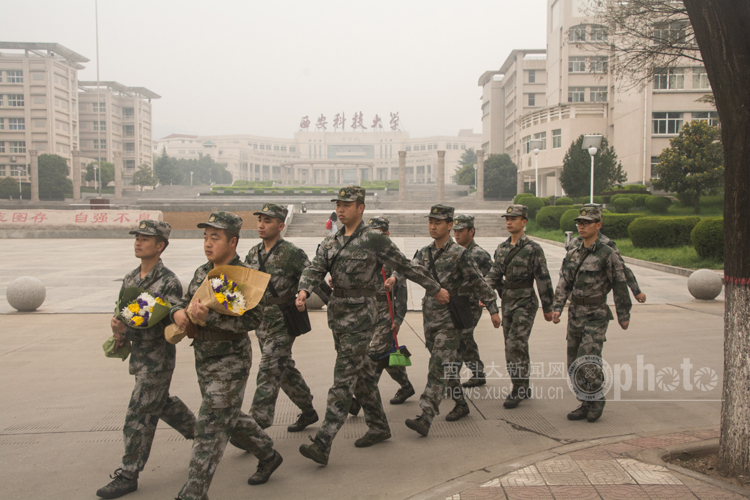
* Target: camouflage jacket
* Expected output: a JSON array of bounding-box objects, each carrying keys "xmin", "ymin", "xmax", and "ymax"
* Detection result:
[
  {"xmin": 299, "ymin": 220, "xmax": 441, "ymax": 333},
  {"xmin": 118, "ymin": 259, "xmax": 183, "ymax": 375},
  {"xmin": 567, "ymin": 233, "xmax": 642, "ymax": 296},
  {"xmin": 376, "ymin": 265, "xmax": 407, "ymax": 327},
  {"xmin": 404, "ymin": 239, "xmax": 499, "ymax": 331},
  {"xmin": 485, "ymin": 234, "xmax": 554, "ymax": 314},
  {"xmin": 171, "ymin": 253, "xmax": 263, "ymax": 334},
  {"xmin": 246, "ymin": 238, "xmax": 309, "ymax": 336},
  {"xmin": 553, "ymin": 237, "xmax": 632, "ymax": 323},
  {"xmin": 457, "ymin": 240, "xmax": 493, "ymax": 313}
]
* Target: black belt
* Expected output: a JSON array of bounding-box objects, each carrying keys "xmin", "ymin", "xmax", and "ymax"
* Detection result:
[
  {"xmin": 571, "ymin": 295, "xmax": 606, "ymax": 305},
  {"xmin": 332, "ymin": 288, "xmax": 376, "ymax": 298},
  {"xmin": 505, "ymin": 279, "xmax": 534, "ymax": 290},
  {"xmin": 193, "ymin": 329, "xmax": 248, "ymax": 341},
  {"xmin": 376, "ymin": 293, "xmax": 388, "ymax": 303},
  {"xmin": 267, "ymin": 294, "xmax": 296, "ymax": 305}
]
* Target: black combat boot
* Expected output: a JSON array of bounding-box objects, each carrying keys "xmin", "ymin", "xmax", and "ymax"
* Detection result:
[
  {"xmin": 587, "ymin": 399, "xmax": 606, "ymax": 422},
  {"xmin": 96, "ymin": 469, "xmax": 138, "ymax": 499},
  {"xmin": 405, "ymin": 414, "xmax": 431, "ymax": 436},
  {"xmin": 567, "ymin": 402, "xmax": 591, "ymax": 420},
  {"xmin": 461, "ymin": 373, "xmax": 487, "ymax": 388},
  {"xmin": 299, "ymin": 436, "xmax": 330, "ymax": 466},
  {"xmin": 445, "ymin": 402, "xmax": 470, "ymax": 421},
  {"xmin": 390, "ymin": 382, "xmax": 416, "ymax": 405},
  {"xmin": 247, "ymin": 450, "xmax": 283, "ymax": 485},
  {"xmin": 287, "ymin": 409, "xmax": 319, "ymax": 432},
  {"xmin": 354, "ymin": 428, "xmax": 392, "ymax": 448}
]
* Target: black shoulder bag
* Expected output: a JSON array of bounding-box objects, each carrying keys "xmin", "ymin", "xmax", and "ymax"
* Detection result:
[
  {"xmin": 258, "ymin": 241, "xmax": 311, "ymax": 337},
  {"xmin": 428, "ymin": 247, "xmax": 474, "ymax": 329}
]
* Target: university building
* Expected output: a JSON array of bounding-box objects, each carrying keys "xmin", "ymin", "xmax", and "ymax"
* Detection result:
[{"xmin": 478, "ymin": 0, "xmax": 715, "ymax": 197}]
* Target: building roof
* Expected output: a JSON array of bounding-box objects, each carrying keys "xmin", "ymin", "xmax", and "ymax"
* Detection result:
[
  {"xmin": 0, "ymin": 42, "xmax": 89, "ymax": 67},
  {"xmin": 478, "ymin": 49, "xmax": 546, "ymax": 86},
  {"xmin": 159, "ymin": 134, "xmax": 199, "ymax": 140},
  {"xmin": 78, "ymin": 81, "xmax": 160, "ymax": 99}
]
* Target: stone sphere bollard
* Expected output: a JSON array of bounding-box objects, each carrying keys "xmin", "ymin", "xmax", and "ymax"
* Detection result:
[
  {"xmin": 687, "ymin": 269, "xmax": 723, "ymax": 300},
  {"xmin": 6, "ymin": 277, "xmax": 46, "ymax": 312},
  {"xmin": 306, "ymin": 292, "xmax": 325, "ymax": 310}
]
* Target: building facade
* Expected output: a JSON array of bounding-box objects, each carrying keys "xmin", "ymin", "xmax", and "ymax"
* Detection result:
[{"xmin": 154, "ymin": 129, "xmax": 482, "ymax": 186}]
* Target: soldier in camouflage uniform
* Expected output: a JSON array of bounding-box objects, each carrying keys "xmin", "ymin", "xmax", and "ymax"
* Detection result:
[
  {"xmin": 452, "ymin": 214, "xmax": 493, "ymax": 389},
  {"xmin": 236, "ymin": 203, "xmax": 318, "ymax": 433},
  {"xmin": 366, "ymin": 216, "xmax": 416, "ymax": 405},
  {"xmin": 97, "ymin": 220, "xmax": 196, "ymax": 500},
  {"xmin": 552, "ymin": 205, "xmax": 632, "ymax": 423},
  {"xmin": 295, "ymin": 186, "xmax": 444, "ymax": 465},
  {"xmin": 400, "ymin": 205, "xmax": 501, "ymax": 437},
  {"xmin": 171, "ymin": 212, "xmax": 282, "ymax": 500},
  {"xmin": 484, "ymin": 205, "xmax": 554, "ymax": 409}
]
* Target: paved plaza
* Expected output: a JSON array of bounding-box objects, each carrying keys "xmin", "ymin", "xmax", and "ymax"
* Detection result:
[{"xmin": 0, "ymin": 236, "xmax": 742, "ymax": 500}]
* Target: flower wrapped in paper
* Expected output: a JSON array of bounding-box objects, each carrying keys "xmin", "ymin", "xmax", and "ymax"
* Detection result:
[
  {"xmin": 116, "ymin": 288, "xmax": 173, "ymax": 329},
  {"xmin": 165, "ymin": 265, "xmax": 270, "ymax": 344}
]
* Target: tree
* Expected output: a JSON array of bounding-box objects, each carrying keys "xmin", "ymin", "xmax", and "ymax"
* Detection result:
[
  {"xmin": 653, "ymin": 120, "xmax": 723, "ymax": 213},
  {"xmin": 454, "ymin": 163, "xmax": 477, "ymax": 186},
  {"xmin": 85, "ymin": 161, "xmax": 115, "ymax": 187},
  {"xmin": 131, "ymin": 164, "xmax": 157, "ymax": 189},
  {"xmin": 682, "ymin": 0, "xmax": 750, "ymax": 477},
  {"xmin": 0, "ymin": 177, "xmax": 19, "ymax": 199},
  {"xmin": 38, "ymin": 154, "xmax": 72, "ymax": 200},
  {"xmin": 560, "ymin": 135, "xmax": 626, "ymax": 198},
  {"xmin": 458, "ymin": 147, "xmax": 477, "ymax": 167},
  {"xmin": 154, "ymin": 147, "xmax": 183, "ymax": 185},
  {"xmin": 485, "ymin": 154, "xmax": 517, "ymax": 199}
]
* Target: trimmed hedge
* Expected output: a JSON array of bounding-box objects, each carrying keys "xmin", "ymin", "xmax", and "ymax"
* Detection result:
[
  {"xmin": 691, "ymin": 218, "xmax": 724, "ymax": 261},
  {"xmin": 270, "ymin": 190, "xmax": 280, "ymax": 194},
  {"xmin": 520, "ymin": 196, "xmax": 546, "ymax": 220},
  {"xmin": 601, "ymin": 213, "xmax": 645, "ymax": 239},
  {"xmin": 613, "ymin": 197, "xmax": 634, "ymax": 213},
  {"xmin": 610, "ymin": 193, "xmax": 635, "ymax": 202},
  {"xmin": 560, "ymin": 208, "xmax": 613, "ymax": 233},
  {"xmin": 555, "ymin": 197, "xmax": 574, "ymax": 206},
  {"xmin": 223, "ymin": 189, "xmax": 234, "ymax": 195},
  {"xmin": 628, "ymin": 216, "xmax": 701, "ymax": 248},
  {"xmin": 254, "ymin": 189, "xmax": 265, "ymax": 195},
  {"xmin": 536, "ymin": 205, "xmax": 582, "ymax": 230},
  {"xmin": 514, "ymin": 193, "xmax": 535, "ymax": 204},
  {"xmin": 645, "ymin": 195, "xmax": 672, "ymax": 214},
  {"xmin": 573, "ymin": 196, "xmax": 604, "ymax": 204},
  {"xmin": 633, "ymin": 193, "xmax": 650, "ymax": 207},
  {"xmin": 312, "ymin": 189, "xmax": 321, "ymax": 195},
  {"xmin": 327, "ymin": 189, "xmax": 337, "ymax": 194},
  {"xmin": 542, "ymin": 197, "xmax": 552, "ymax": 206}
]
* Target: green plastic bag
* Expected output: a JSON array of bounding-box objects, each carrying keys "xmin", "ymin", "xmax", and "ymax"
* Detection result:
[
  {"xmin": 103, "ymin": 336, "xmax": 131, "ymax": 361},
  {"xmin": 115, "ymin": 287, "xmax": 172, "ymax": 329}
]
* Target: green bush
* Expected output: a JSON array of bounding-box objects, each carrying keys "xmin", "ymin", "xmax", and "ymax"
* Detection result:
[
  {"xmin": 691, "ymin": 218, "xmax": 724, "ymax": 261},
  {"xmin": 312, "ymin": 189, "xmax": 321, "ymax": 195},
  {"xmin": 521, "ymin": 196, "xmax": 546, "ymax": 220},
  {"xmin": 542, "ymin": 197, "xmax": 552, "ymax": 206},
  {"xmin": 223, "ymin": 189, "xmax": 234, "ymax": 195},
  {"xmin": 633, "ymin": 193, "xmax": 650, "ymax": 207},
  {"xmin": 610, "ymin": 193, "xmax": 635, "ymax": 203},
  {"xmin": 254, "ymin": 189, "xmax": 265, "ymax": 195},
  {"xmin": 599, "ymin": 195, "xmax": 610, "ymax": 204},
  {"xmin": 613, "ymin": 197, "xmax": 634, "ymax": 213},
  {"xmin": 232, "ymin": 180, "xmax": 251, "ymax": 187},
  {"xmin": 284, "ymin": 189, "xmax": 295, "ymax": 195},
  {"xmin": 555, "ymin": 197, "xmax": 574, "ymax": 206},
  {"xmin": 560, "ymin": 208, "xmax": 582, "ymax": 233},
  {"xmin": 645, "ymin": 195, "xmax": 672, "ymax": 214},
  {"xmin": 238, "ymin": 190, "xmax": 246, "ymax": 195},
  {"xmin": 514, "ymin": 193, "xmax": 535, "ymax": 204},
  {"xmin": 537, "ymin": 205, "xmax": 582, "ymax": 230},
  {"xmin": 327, "ymin": 189, "xmax": 337, "ymax": 194},
  {"xmin": 628, "ymin": 216, "xmax": 701, "ymax": 248},
  {"xmin": 572, "ymin": 195, "xmax": 604, "ymax": 204},
  {"xmin": 270, "ymin": 190, "xmax": 280, "ymax": 194},
  {"xmin": 601, "ymin": 213, "xmax": 646, "ymax": 239}
]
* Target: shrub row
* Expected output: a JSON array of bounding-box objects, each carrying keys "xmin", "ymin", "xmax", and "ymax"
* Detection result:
[
  {"xmin": 691, "ymin": 217, "xmax": 724, "ymax": 261},
  {"xmin": 536, "ymin": 205, "xmax": 582, "ymax": 229},
  {"xmin": 613, "ymin": 197, "xmax": 634, "ymax": 213},
  {"xmin": 628, "ymin": 216, "xmax": 701, "ymax": 248}
]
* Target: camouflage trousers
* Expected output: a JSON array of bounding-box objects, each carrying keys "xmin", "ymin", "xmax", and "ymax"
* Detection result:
[
  {"xmin": 419, "ymin": 324, "xmax": 465, "ymax": 423},
  {"xmin": 179, "ymin": 337, "xmax": 274, "ymax": 500},
  {"xmin": 502, "ymin": 304, "xmax": 538, "ymax": 391},
  {"xmin": 316, "ymin": 329, "xmax": 389, "ymax": 449},
  {"xmin": 120, "ymin": 370, "xmax": 196, "ymax": 475},
  {"xmin": 566, "ymin": 305, "xmax": 608, "ymax": 403},
  {"xmin": 249, "ymin": 328, "xmax": 314, "ymax": 429},
  {"xmin": 369, "ymin": 318, "xmax": 410, "ymax": 388},
  {"xmin": 458, "ymin": 307, "xmax": 485, "ymax": 379}
]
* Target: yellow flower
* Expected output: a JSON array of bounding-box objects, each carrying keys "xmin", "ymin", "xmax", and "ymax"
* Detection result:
[
  {"xmin": 215, "ymin": 292, "xmax": 227, "ymax": 304},
  {"xmin": 155, "ymin": 297, "xmax": 167, "ymax": 306},
  {"xmin": 132, "ymin": 316, "xmax": 144, "ymax": 326},
  {"xmin": 128, "ymin": 303, "xmax": 140, "ymax": 313}
]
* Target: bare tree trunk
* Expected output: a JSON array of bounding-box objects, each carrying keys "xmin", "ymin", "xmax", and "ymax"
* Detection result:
[{"xmin": 683, "ymin": 0, "xmax": 750, "ymax": 477}]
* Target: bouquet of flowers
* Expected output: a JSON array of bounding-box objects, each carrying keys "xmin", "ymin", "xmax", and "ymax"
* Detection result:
[
  {"xmin": 115, "ymin": 288, "xmax": 172, "ymax": 329},
  {"xmin": 210, "ymin": 274, "xmax": 247, "ymax": 315}
]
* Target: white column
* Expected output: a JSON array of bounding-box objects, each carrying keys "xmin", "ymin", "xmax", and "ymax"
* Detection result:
[
  {"xmin": 72, "ymin": 150, "xmax": 82, "ymax": 201},
  {"xmin": 476, "ymin": 149, "xmax": 485, "ymax": 201},
  {"xmin": 437, "ymin": 150, "xmax": 445, "ymax": 202},
  {"xmin": 30, "ymin": 150, "xmax": 39, "ymax": 201}
]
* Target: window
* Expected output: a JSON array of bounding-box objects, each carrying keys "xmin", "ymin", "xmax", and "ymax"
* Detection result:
[
  {"xmin": 528, "ymin": 70, "xmax": 536, "ymax": 83},
  {"xmin": 0, "ymin": 118, "xmax": 3, "ymax": 130},
  {"xmin": 420, "ymin": 145, "xmax": 426, "ymax": 150},
  {"xmin": 178, "ymin": 149, "xmax": 185, "ymax": 154},
  {"xmin": 569, "ymin": 26, "xmax": 586, "ymax": 42},
  {"xmin": 289, "ymin": 146, "xmax": 296, "ymax": 152},
  {"xmin": 405, "ymin": 146, "xmax": 411, "ymax": 152},
  {"xmin": 692, "ymin": 68, "xmax": 710, "ymax": 89},
  {"xmin": 590, "ymin": 56, "xmax": 608, "ymax": 73},
  {"xmin": 123, "ymin": 124, "xmax": 134, "ymax": 137},
  {"xmin": 534, "ymin": 132, "xmax": 547, "ymax": 150},
  {"xmin": 281, "ymin": 145, "xmax": 287, "ymax": 151},
  {"xmin": 122, "ymin": 107, "xmax": 134, "ymax": 119},
  {"xmin": 259, "ymin": 144, "xmax": 265, "ymax": 150},
  {"xmin": 568, "ymin": 87, "xmax": 585, "ymax": 102},
  {"xmin": 653, "ymin": 22, "xmax": 687, "ymax": 45},
  {"xmin": 93, "ymin": 120, "xmax": 106, "ymax": 131},
  {"xmin": 124, "ymin": 143, "xmax": 135, "ymax": 152},
  {"xmin": 522, "ymin": 135, "xmax": 531, "ymax": 154},
  {"xmin": 11, "ymin": 165, "xmax": 27, "ymax": 177},
  {"xmin": 274, "ymin": 145, "xmax": 279, "ymax": 151},
  {"xmin": 272, "ymin": 166, "xmax": 281, "ymax": 175},
  {"xmin": 8, "ymin": 94, "xmax": 24, "ymax": 107},
  {"xmin": 652, "ymin": 112, "xmax": 684, "ymax": 134},
  {"xmin": 94, "ymin": 138, "xmax": 106, "ymax": 149},
  {"xmin": 189, "ymin": 150, "xmax": 196, "ymax": 154},
  {"xmin": 591, "ymin": 26, "xmax": 608, "ymax": 42},
  {"xmin": 692, "ymin": 111, "xmax": 720, "ymax": 127},
  {"xmin": 10, "ymin": 141, "xmax": 26, "ymax": 153},
  {"xmin": 8, "ymin": 118, "xmax": 25, "ymax": 130},
  {"xmin": 427, "ymin": 144, "xmax": 433, "ymax": 150},
  {"xmin": 653, "ymin": 68, "xmax": 684, "ymax": 89},
  {"xmin": 482, "ymin": 101, "xmax": 490, "ymax": 116},
  {"xmin": 0, "ymin": 95, "xmax": 3, "ymax": 106},
  {"xmin": 461, "ymin": 144, "xmax": 466, "ymax": 150},
  {"xmin": 125, "ymin": 160, "xmax": 136, "ymax": 169},
  {"xmin": 7, "ymin": 70, "xmax": 23, "ymax": 83},
  {"xmin": 0, "ymin": 142, "xmax": 4, "ymax": 152},
  {"xmin": 528, "ymin": 93, "xmax": 536, "ymax": 106},
  {"xmin": 590, "ymin": 87, "xmax": 608, "ymax": 102},
  {"xmin": 93, "ymin": 102, "xmax": 106, "ymax": 113},
  {"xmin": 569, "ymin": 56, "xmax": 587, "ymax": 73},
  {"xmin": 650, "ymin": 156, "xmax": 660, "ymax": 179},
  {"xmin": 552, "ymin": 129, "xmax": 562, "ymax": 148}
]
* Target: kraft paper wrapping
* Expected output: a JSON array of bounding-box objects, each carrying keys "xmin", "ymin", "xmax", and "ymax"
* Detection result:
[{"xmin": 165, "ymin": 265, "xmax": 270, "ymax": 344}]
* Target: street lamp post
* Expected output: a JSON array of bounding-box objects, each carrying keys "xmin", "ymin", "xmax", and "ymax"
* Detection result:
[
  {"xmin": 473, "ymin": 164, "xmax": 477, "ymax": 190},
  {"xmin": 528, "ymin": 139, "xmax": 544, "ymax": 197},
  {"xmin": 581, "ymin": 135, "xmax": 604, "ymax": 203},
  {"xmin": 190, "ymin": 171, "xmax": 193, "ymax": 186}
]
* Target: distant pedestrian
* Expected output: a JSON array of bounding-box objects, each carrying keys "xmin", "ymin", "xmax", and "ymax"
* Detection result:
[{"xmin": 328, "ymin": 211, "xmax": 338, "ymax": 235}]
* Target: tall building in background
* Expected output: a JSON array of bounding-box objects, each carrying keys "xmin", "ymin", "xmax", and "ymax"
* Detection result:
[
  {"xmin": 0, "ymin": 42, "xmax": 87, "ymax": 185},
  {"xmin": 78, "ymin": 81, "xmax": 159, "ymax": 185}
]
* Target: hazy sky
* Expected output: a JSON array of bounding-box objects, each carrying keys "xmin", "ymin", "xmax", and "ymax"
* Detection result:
[{"xmin": 2, "ymin": 0, "xmax": 547, "ymax": 140}]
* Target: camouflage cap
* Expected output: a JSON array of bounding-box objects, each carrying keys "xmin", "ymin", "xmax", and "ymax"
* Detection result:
[
  {"xmin": 575, "ymin": 204, "xmax": 603, "ymax": 222},
  {"xmin": 197, "ymin": 211, "xmax": 243, "ymax": 233},
  {"xmin": 453, "ymin": 214, "xmax": 475, "ymax": 230},
  {"xmin": 129, "ymin": 219, "xmax": 172, "ymax": 239},
  {"xmin": 253, "ymin": 203, "xmax": 288, "ymax": 221},
  {"xmin": 331, "ymin": 185, "xmax": 366, "ymax": 203},
  {"xmin": 426, "ymin": 204, "xmax": 455, "ymax": 220},
  {"xmin": 501, "ymin": 205, "xmax": 528, "ymax": 219},
  {"xmin": 367, "ymin": 216, "xmax": 390, "ymax": 231}
]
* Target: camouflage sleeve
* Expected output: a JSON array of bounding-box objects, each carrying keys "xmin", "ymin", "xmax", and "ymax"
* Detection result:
[
  {"xmin": 170, "ymin": 268, "xmax": 199, "ymax": 321},
  {"xmin": 606, "ymin": 240, "xmax": 642, "ymax": 296},
  {"xmin": 484, "ymin": 248, "xmax": 505, "ymax": 294},
  {"xmin": 477, "ymin": 249, "xmax": 493, "ymax": 277},
  {"xmin": 298, "ymin": 238, "xmax": 330, "ymax": 295},
  {"xmin": 552, "ymin": 252, "xmax": 574, "ymax": 313},
  {"xmin": 376, "ymin": 236, "xmax": 441, "ymax": 296},
  {"xmin": 392, "ymin": 274, "xmax": 408, "ymax": 325},
  {"xmin": 460, "ymin": 251, "xmax": 499, "ymax": 315},
  {"xmin": 532, "ymin": 245, "xmax": 554, "ymax": 313},
  {"xmin": 608, "ymin": 252, "xmax": 632, "ymax": 323}
]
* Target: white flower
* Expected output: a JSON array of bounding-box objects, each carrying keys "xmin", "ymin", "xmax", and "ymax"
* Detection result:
[
  {"xmin": 211, "ymin": 278, "xmax": 223, "ymax": 289},
  {"xmin": 138, "ymin": 292, "xmax": 156, "ymax": 308},
  {"xmin": 121, "ymin": 307, "xmax": 134, "ymax": 320}
]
